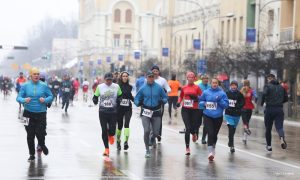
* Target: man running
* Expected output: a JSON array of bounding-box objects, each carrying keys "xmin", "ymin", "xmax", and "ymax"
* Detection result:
[
  {"xmin": 168, "ymin": 74, "xmax": 181, "ymax": 125},
  {"xmin": 93, "ymin": 72, "xmax": 122, "ymax": 157},
  {"xmin": 82, "ymin": 78, "xmax": 89, "ymax": 102},
  {"xmin": 134, "ymin": 71, "xmax": 168, "ymax": 158},
  {"xmin": 50, "ymin": 76, "xmax": 61, "ymax": 106},
  {"xmin": 16, "ymin": 72, "xmax": 27, "ymax": 118},
  {"xmin": 61, "ymin": 75, "xmax": 72, "ymax": 113},
  {"xmin": 261, "ymin": 74, "xmax": 288, "ymax": 152}
]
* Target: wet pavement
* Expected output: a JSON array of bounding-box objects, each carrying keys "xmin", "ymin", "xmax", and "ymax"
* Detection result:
[{"xmin": 1, "ymin": 93, "xmax": 300, "ymax": 179}]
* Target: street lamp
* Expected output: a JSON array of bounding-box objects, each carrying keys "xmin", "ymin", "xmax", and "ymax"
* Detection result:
[{"xmin": 169, "ymin": 27, "xmax": 197, "ymax": 78}]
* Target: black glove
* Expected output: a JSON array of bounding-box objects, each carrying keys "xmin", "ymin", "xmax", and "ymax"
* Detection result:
[
  {"xmin": 176, "ymin": 102, "xmax": 181, "ymax": 108},
  {"xmin": 92, "ymin": 95, "xmax": 99, "ymax": 105},
  {"xmin": 47, "ymin": 103, "xmax": 52, "ymax": 108}
]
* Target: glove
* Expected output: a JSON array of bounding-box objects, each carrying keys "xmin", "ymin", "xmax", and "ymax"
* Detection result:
[
  {"xmin": 176, "ymin": 102, "xmax": 181, "ymax": 108},
  {"xmin": 92, "ymin": 95, "xmax": 99, "ymax": 105},
  {"xmin": 47, "ymin": 103, "xmax": 52, "ymax": 108}
]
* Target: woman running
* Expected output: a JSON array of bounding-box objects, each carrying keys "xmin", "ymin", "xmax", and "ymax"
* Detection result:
[
  {"xmin": 199, "ymin": 78, "xmax": 229, "ymax": 161},
  {"xmin": 177, "ymin": 72, "xmax": 202, "ymax": 155},
  {"xmin": 116, "ymin": 71, "xmax": 134, "ymax": 151},
  {"xmin": 224, "ymin": 80, "xmax": 245, "ymax": 153},
  {"xmin": 240, "ymin": 80, "xmax": 257, "ymax": 144}
]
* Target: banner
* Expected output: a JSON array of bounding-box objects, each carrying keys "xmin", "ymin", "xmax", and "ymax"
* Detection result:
[
  {"xmin": 106, "ymin": 56, "xmax": 111, "ymax": 63},
  {"xmin": 97, "ymin": 59, "xmax": 102, "ymax": 65},
  {"xmin": 134, "ymin": 52, "xmax": 140, "ymax": 60},
  {"xmin": 197, "ymin": 59, "xmax": 207, "ymax": 74},
  {"xmin": 162, "ymin": 48, "xmax": 169, "ymax": 57},
  {"xmin": 193, "ymin": 39, "xmax": 201, "ymax": 50},
  {"xmin": 246, "ymin": 28, "xmax": 256, "ymax": 43},
  {"xmin": 118, "ymin": 55, "xmax": 123, "ymax": 61}
]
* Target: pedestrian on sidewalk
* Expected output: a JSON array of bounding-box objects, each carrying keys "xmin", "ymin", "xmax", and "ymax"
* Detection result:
[
  {"xmin": 261, "ymin": 74, "xmax": 288, "ymax": 152},
  {"xmin": 168, "ymin": 74, "xmax": 181, "ymax": 125},
  {"xmin": 93, "ymin": 72, "xmax": 122, "ymax": 157},
  {"xmin": 177, "ymin": 71, "xmax": 202, "ymax": 155},
  {"xmin": 225, "ymin": 80, "xmax": 245, "ymax": 153},
  {"xmin": 134, "ymin": 71, "xmax": 168, "ymax": 158},
  {"xmin": 17, "ymin": 67, "xmax": 53, "ymax": 162},
  {"xmin": 240, "ymin": 79, "xmax": 257, "ymax": 144},
  {"xmin": 199, "ymin": 78, "xmax": 229, "ymax": 162},
  {"xmin": 116, "ymin": 71, "xmax": 134, "ymax": 151}
]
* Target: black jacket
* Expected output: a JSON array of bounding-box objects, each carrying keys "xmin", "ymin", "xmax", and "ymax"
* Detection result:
[
  {"xmin": 225, "ymin": 90, "xmax": 245, "ymax": 116},
  {"xmin": 118, "ymin": 82, "xmax": 134, "ymax": 110},
  {"xmin": 261, "ymin": 80, "xmax": 288, "ymax": 107}
]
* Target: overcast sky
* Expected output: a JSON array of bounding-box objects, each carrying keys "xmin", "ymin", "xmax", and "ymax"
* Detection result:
[{"xmin": 0, "ymin": 0, "xmax": 78, "ymax": 48}]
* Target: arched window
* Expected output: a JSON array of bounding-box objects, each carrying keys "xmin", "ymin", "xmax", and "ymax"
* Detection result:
[
  {"xmin": 114, "ymin": 9, "xmax": 121, "ymax": 23},
  {"xmin": 125, "ymin": 9, "xmax": 132, "ymax": 23}
]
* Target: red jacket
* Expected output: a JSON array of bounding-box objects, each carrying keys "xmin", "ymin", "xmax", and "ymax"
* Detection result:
[{"xmin": 241, "ymin": 88, "xmax": 255, "ymax": 110}]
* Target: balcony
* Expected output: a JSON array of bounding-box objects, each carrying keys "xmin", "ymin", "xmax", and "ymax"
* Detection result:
[{"xmin": 280, "ymin": 27, "xmax": 294, "ymax": 43}]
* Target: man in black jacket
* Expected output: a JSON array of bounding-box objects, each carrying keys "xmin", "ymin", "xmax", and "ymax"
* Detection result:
[{"xmin": 261, "ymin": 74, "xmax": 288, "ymax": 152}]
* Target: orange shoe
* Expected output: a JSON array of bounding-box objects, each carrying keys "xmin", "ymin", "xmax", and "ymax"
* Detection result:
[
  {"xmin": 103, "ymin": 148, "xmax": 109, "ymax": 157},
  {"xmin": 109, "ymin": 136, "xmax": 115, "ymax": 145}
]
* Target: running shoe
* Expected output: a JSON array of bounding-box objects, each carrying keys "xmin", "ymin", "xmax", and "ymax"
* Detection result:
[
  {"xmin": 174, "ymin": 109, "xmax": 178, "ymax": 117},
  {"xmin": 208, "ymin": 153, "xmax": 214, "ymax": 161},
  {"xmin": 117, "ymin": 141, "xmax": 121, "ymax": 151},
  {"xmin": 103, "ymin": 148, "xmax": 110, "ymax": 157},
  {"xmin": 28, "ymin": 155, "xmax": 35, "ymax": 162},
  {"xmin": 157, "ymin": 135, "xmax": 161, "ymax": 143},
  {"xmin": 242, "ymin": 133, "xmax": 247, "ymax": 145},
  {"xmin": 244, "ymin": 128, "xmax": 251, "ymax": 135},
  {"xmin": 179, "ymin": 129, "xmax": 186, "ymax": 134},
  {"xmin": 109, "ymin": 136, "xmax": 115, "ymax": 145},
  {"xmin": 266, "ymin": 146, "xmax": 272, "ymax": 152},
  {"xmin": 201, "ymin": 138, "xmax": 207, "ymax": 144},
  {"xmin": 36, "ymin": 145, "xmax": 42, "ymax": 154},
  {"xmin": 124, "ymin": 141, "xmax": 129, "ymax": 150},
  {"xmin": 230, "ymin": 147, "xmax": 235, "ymax": 153},
  {"xmin": 192, "ymin": 134, "xmax": 197, "ymax": 142},
  {"xmin": 145, "ymin": 150, "xmax": 151, "ymax": 158},
  {"xmin": 185, "ymin": 148, "xmax": 191, "ymax": 156},
  {"xmin": 41, "ymin": 145, "xmax": 49, "ymax": 155},
  {"xmin": 280, "ymin": 137, "xmax": 287, "ymax": 149}
]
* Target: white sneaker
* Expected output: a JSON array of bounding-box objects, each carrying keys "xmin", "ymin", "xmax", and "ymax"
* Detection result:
[{"xmin": 208, "ymin": 153, "xmax": 214, "ymax": 161}]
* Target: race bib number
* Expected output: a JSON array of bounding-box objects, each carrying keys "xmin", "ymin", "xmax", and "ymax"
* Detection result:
[
  {"xmin": 206, "ymin": 102, "xmax": 217, "ymax": 110},
  {"xmin": 120, "ymin": 99, "xmax": 129, "ymax": 106},
  {"xmin": 54, "ymin": 85, "xmax": 59, "ymax": 89},
  {"xmin": 142, "ymin": 109, "xmax": 153, "ymax": 118},
  {"xmin": 229, "ymin": 99, "xmax": 236, "ymax": 107},
  {"xmin": 103, "ymin": 100, "xmax": 113, "ymax": 108},
  {"xmin": 64, "ymin": 88, "xmax": 70, "ymax": 92},
  {"xmin": 23, "ymin": 118, "xmax": 29, "ymax": 126},
  {"xmin": 183, "ymin": 99, "xmax": 193, "ymax": 108}
]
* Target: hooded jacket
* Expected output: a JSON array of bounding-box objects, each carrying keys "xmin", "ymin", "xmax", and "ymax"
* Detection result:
[
  {"xmin": 261, "ymin": 80, "xmax": 288, "ymax": 107},
  {"xmin": 225, "ymin": 89, "xmax": 245, "ymax": 116}
]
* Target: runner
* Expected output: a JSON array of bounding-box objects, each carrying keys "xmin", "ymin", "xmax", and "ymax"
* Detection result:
[
  {"xmin": 134, "ymin": 71, "xmax": 168, "ymax": 158},
  {"xmin": 151, "ymin": 65, "xmax": 171, "ymax": 143},
  {"xmin": 50, "ymin": 76, "xmax": 61, "ymax": 106},
  {"xmin": 199, "ymin": 78, "xmax": 229, "ymax": 161},
  {"xmin": 16, "ymin": 67, "xmax": 53, "ymax": 161},
  {"xmin": 82, "ymin": 78, "xmax": 89, "ymax": 102},
  {"xmin": 176, "ymin": 72, "xmax": 202, "ymax": 155},
  {"xmin": 240, "ymin": 79, "xmax": 257, "ymax": 144},
  {"xmin": 92, "ymin": 72, "xmax": 122, "ymax": 157},
  {"xmin": 116, "ymin": 71, "xmax": 134, "ymax": 151},
  {"xmin": 16, "ymin": 72, "xmax": 27, "ymax": 118},
  {"xmin": 61, "ymin": 75, "xmax": 72, "ymax": 113},
  {"xmin": 261, "ymin": 74, "xmax": 288, "ymax": 152},
  {"xmin": 72, "ymin": 78, "xmax": 80, "ymax": 101},
  {"xmin": 198, "ymin": 75, "xmax": 211, "ymax": 144},
  {"xmin": 167, "ymin": 74, "xmax": 181, "ymax": 125},
  {"xmin": 224, "ymin": 80, "xmax": 245, "ymax": 153}
]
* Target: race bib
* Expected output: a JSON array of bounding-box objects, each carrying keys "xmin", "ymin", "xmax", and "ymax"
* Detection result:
[
  {"xmin": 54, "ymin": 85, "xmax": 59, "ymax": 89},
  {"xmin": 120, "ymin": 99, "xmax": 129, "ymax": 106},
  {"xmin": 206, "ymin": 102, "xmax": 217, "ymax": 110},
  {"xmin": 229, "ymin": 99, "xmax": 236, "ymax": 107},
  {"xmin": 183, "ymin": 99, "xmax": 193, "ymax": 107},
  {"xmin": 103, "ymin": 100, "xmax": 113, "ymax": 108},
  {"xmin": 142, "ymin": 109, "xmax": 153, "ymax": 118},
  {"xmin": 23, "ymin": 118, "xmax": 29, "ymax": 126},
  {"xmin": 64, "ymin": 88, "xmax": 70, "ymax": 92}
]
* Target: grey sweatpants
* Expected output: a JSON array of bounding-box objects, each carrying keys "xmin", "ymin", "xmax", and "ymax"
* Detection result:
[{"xmin": 141, "ymin": 116, "xmax": 161, "ymax": 151}]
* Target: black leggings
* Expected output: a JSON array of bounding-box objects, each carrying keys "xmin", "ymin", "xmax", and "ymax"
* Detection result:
[
  {"xmin": 264, "ymin": 107, "xmax": 285, "ymax": 146},
  {"xmin": 228, "ymin": 125, "xmax": 236, "ymax": 147},
  {"xmin": 25, "ymin": 118, "xmax": 47, "ymax": 155},
  {"xmin": 168, "ymin": 96, "xmax": 178, "ymax": 118},
  {"xmin": 181, "ymin": 108, "xmax": 201, "ymax": 148},
  {"xmin": 203, "ymin": 115, "xmax": 223, "ymax": 147},
  {"xmin": 99, "ymin": 112, "xmax": 116, "ymax": 148},
  {"xmin": 241, "ymin": 109, "xmax": 252, "ymax": 128},
  {"xmin": 117, "ymin": 110, "xmax": 132, "ymax": 130}
]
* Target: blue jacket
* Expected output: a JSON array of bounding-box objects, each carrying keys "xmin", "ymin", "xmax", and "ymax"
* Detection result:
[
  {"xmin": 198, "ymin": 83, "xmax": 211, "ymax": 109},
  {"xmin": 134, "ymin": 82, "xmax": 168, "ymax": 108},
  {"xmin": 17, "ymin": 80, "xmax": 53, "ymax": 113},
  {"xmin": 199, "ymin": 87, "xmax": 229, "ymax": 118},
  {"xmin": 135, "ymin": 76, "xmax": 145, "ymax": 93}
]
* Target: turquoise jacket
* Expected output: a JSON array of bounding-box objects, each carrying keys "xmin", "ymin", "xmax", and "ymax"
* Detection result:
[{"xmin": 16, "ymin": 80, "xmax": 53, "ymax": 113}]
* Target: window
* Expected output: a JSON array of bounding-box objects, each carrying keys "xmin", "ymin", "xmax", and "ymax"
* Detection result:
[
  {"xmin": 227, "ymin": 19, "xmax": 230, "ymax": 43},
  {"xmin": 124, "ymin": 34, "xmax": 131, "ymax": 47},
  {"xmin": 114, "ymin": 34, "xmax": 120, "ymax": 47},
  {"xmin": 114, "ymin": 9, "xmax": 121, "ymax": 23},
  {"xmin": 233, "ymin": 18, "xmax": 236, "ymax": 42},
  {"xmin": 268, "ymin": 10, "xmax": 274, "ymax": 35},
  {"xmin": 239, "ymin": 17, "xmax": 243, "ymax": 41},
  {"xmin": 221, "ymin": 21, "xmax": 225, "ymax": 43},
  {"xmin": 125, "ymin": 9, "xmax": 132, "ymax": 23}
]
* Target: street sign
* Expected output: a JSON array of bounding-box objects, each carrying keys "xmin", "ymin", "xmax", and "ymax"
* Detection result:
[
  {"xmin": 162, "ymin": 48, "xmax": 169, "ymax": 57},
  {"xmin": 134, "ymin": 52, "xmax": 140, "ymax": 60},
  {"xmin": 193, "ymin": 39, "xmax": 201, "ymax": 50},
  {"xmin": 246, "ymin": 28, "xmax": 256, "ymax": 43},
  {"xmin": 197, "ymin": 59, "xmax": 207, "ymax": 74}
]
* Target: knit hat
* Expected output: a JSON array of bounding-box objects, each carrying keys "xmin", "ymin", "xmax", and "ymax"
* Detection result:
[
  {"xmin": 230, "ymin": 80, "xmax": 238, "ymax": 87},
  {"xmin": 151, "ymin": 65, "xmax": 160, "ymax": 71}
]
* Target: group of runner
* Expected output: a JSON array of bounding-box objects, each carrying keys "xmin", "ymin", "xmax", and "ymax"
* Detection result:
[{"xmin": 14, "ymin": 65, "xmax": 288, "ymax": 162}]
